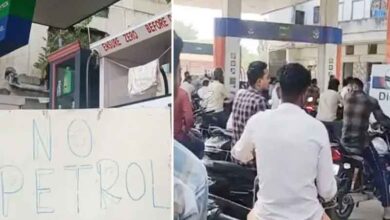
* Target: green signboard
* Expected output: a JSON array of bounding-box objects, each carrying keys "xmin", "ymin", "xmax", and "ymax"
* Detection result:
[{"xmin": 0, "ymin": 0, "xmax": 36, "ymax": 56}]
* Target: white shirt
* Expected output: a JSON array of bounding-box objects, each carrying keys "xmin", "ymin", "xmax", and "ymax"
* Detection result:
[
  {"xmin": 340, "ymin": 85, "xmax": 351, "ymax": 100},
  {"xmin": 197, "ymin": 86, "xmax": 212, "ymax": 108},
  {"xmin": 271, "ymin": 83, "xmax": 281, "ymax": 109},
  {"xmin": 181, "ymin": 81, "xmax": 195, "ymax": 101},
  {"xmin": 206, "ymin": 81, "xmax": 228, "ymax": 112},
  {"xmin": 231, "ymin": 103, "xmax": 337, "ymax": 220},
  {"xmin": 316, "ymin": 90, "xmax": 342, "ymax": 122}
]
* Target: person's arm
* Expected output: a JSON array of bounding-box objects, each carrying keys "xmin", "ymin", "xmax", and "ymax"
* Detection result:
[
  {"xmin": 220, "ymin": 84, "xmax": 229, "ymax": 99},
  {"xmin": 231, "ymin": 117, "xmax": 255, "ymax": 163},
  {"xmin": 316, "ymin": 125, "xmax": 337, "ymax": 202},
  {"xmin": 182, "ymin": 92, "xmax": 194, "ymax": 133},
  {"xmin": 371, "ymin": 97, "xmax": 390, "ymax": 128},
  {"xmin": 337, "ymin": 93, "xmax": 343, "ymax": 107}
]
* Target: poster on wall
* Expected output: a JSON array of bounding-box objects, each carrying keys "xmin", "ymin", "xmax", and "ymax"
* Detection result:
[
  {"xmin": 370, "ymin": 64, "xmax": 390, "ymax": 116},
  {"xmin": 0, "ymin": 108, "xmax": 171, "ymax": 220}
]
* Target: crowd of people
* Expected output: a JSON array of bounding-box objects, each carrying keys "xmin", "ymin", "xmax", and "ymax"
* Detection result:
[{"xmin": 174, "ymin": 32, "xmax": 390, "ymax": 220}]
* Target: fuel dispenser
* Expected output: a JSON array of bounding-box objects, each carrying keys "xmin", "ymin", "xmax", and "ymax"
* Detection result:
[{"xmin": 47, "ymin": 41, "xmax": 99, "ymax": 109}]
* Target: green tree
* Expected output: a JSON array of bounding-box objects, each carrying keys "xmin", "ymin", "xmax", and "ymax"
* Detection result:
[
  {"xmin": 34, "ymin": 17, "xmax": 102, "ymax": 79},
  {"xmin": 174, "ymin": 21, "xmax": 199, "ymax": 41}
]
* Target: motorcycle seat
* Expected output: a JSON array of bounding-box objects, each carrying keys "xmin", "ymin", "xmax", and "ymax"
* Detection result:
[{"xmin": 205, "ymin": 160, "xmax": 257, "ymax": 178}]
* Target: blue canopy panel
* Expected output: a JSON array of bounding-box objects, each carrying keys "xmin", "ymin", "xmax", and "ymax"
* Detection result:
[{"xmin": 215, "ymin": 18, "xmax": 342, "ymax": 44}]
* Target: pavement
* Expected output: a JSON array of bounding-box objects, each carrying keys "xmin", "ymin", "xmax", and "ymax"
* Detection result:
[{"xmin": 349, "ymin": 200, "xmax": 383, "ymax": 220}]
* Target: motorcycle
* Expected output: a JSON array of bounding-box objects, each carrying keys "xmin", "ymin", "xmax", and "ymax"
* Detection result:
[
  {"xmin": 204, "ymin": 126, "xmax": 233, "ymax": 161},
  {"xmin": 304, "ymin": 96, "xmax": 318, "ymax": 117},
  {"xmin": 205, "ymin": 158, "xmax": 257, "ymax": 219},
  {"xmin": 330, "ymin": 124, "xmax": 390, "ymax": 219}
]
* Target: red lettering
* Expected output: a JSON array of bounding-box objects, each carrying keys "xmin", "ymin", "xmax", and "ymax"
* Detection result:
[
  {"xmin": 145, "ymin": 18, "xmax": 169, "ymax": 34},
  {"xmin": 123, "ymin": 31, "xmax": 138, "ymax": 43},
  {"xmin": 101, "ymin": 38, "xmax": 122, "ymax": 52}
]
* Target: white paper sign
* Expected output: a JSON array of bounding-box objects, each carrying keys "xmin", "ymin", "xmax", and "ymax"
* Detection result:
[{"xmin": 0, "ymin": 108, "xmax": 171, "ymax": 220}]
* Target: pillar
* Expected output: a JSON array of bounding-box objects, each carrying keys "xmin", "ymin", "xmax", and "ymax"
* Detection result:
[
  {"xmin": 214, "ymin": 0, "xmax": 241, "ymax": 92},
  {"xmin": 318, "ymin": 0, "xmax": 339, "ymax": 91}
]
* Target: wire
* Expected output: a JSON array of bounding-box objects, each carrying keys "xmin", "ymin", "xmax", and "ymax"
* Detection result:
[{"xmin": 86, "ymin": 50, "xmax": 99, "ymax": 108}]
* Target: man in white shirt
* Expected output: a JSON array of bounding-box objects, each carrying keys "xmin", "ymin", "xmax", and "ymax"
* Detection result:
[
  {"xmin": 232, "ymin": 63, "xmax": 337, "ymax": 220},
  {"xmin": 181, "ymin": 73, "xmax": 195, "ymax": 101},
  {"xmin": 206, "ymin": 68, "xmax": 228, "ymax": 112},
  {"xmin": 205, "ymin": 68, "xmax": 229, "ymax": 128},
  {"xmin": 197, "ymin": 79, "xmax": 211, "ymax": 108},
  {"xmin": 317, "ymin": 78, "xmax": 342, "ymax": 122}
]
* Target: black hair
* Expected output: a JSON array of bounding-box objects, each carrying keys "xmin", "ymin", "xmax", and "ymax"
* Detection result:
[
  {"xmin": 328, "ymin": 78, "xmax": 340, "ymax": 91},
  {"xmin": 343, "ymin": 76, "xmax": 353, "ymax": 87},
  {"xmin": 351, "ymin": 78, "xmax": 364, "ymax": 90},
  {"xmin": 279, "ymin": 63, "xmax": 312, "ymax": 101},
  {"xmin": 174, "ymin": 32, "xmax": 183, "ymax": 77},
  {"xmin": 184, "ymin": 75, "xmax": 192, "ymax": 82},
  {"xmin": 214, "ymin": 68, "xmax": 224, "ymax": 81},
  {"xmin": 184, "ymin": 71, "xmax": 190, "ymax": 77},
  {"xmin": 311, "ymin": 78, "xmax": 317, "ymax": 85},
  {"xmin": 247, "ymin": 61, "xmax": 267, "ymax": 86},
  {"xmin": 202, "ymin": 80, "xmax": 209, "ymax": 86}
]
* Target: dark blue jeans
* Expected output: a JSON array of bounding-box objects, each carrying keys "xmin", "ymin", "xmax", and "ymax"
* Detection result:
[{"xmin": 363, "ymin": 146, "xmax": 390, "ymax": 207}]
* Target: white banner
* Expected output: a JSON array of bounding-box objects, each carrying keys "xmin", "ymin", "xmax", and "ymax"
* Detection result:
[
  {"xmin": 92, "ymin": 12, "xmax": 171, "ymax": 57},
  {"xmin": 0, "ymin": 108, "xmax": 171, "ymax": 220}
]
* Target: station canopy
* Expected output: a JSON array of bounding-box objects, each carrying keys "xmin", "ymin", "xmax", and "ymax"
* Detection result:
[
  {"xmin": 176, "ymin": 0, "xmax": 309, "ymax": 15},
  {"xmin": 33, "ymin": 0, "xmax": 120, "ymax": 28}
]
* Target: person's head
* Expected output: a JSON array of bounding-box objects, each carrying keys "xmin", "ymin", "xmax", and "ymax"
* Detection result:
[
  {"xmin": 184, "ymin": 75, "xmax": 192, "ymax": 83},
  {"xmin": 214, "ymin": 68, "xmax": 224, "ymax": 83},
  {"xmin": 311, "ymin": 78, "xmax": 318, "ymax": 86},
  {"xmin": 330, "ymin": 75, "xmax": 335, "ymax": 80},
  {"xmin": 328, "ymin": 78, "xmax": 340, "ymax": 91},
  {"xmin": 184, "ymin": 71, "xmax": 190, "ymax": 78},
  {"xmin": 247, "ymin": 61, "xmax": 269, "ymax": 90},
  {"xmin": 279, "ymin": 63, "xmax": 312, "ymax": 107},
  {"xmin": 343, "ymin": 76, "xmax": 353, "ymax": 87},
  {"xmin": 350, "ymin": 78, "xmax": 364, "ymax": 91},
  {"xmin": 202, "ymin": 79, "xmax": 209, "ymax": 87},
  {"xmin": 270, "ymin": 77, "xmax": 277, "ymax": 85},
  {"xmin": 174, "ymin": 32, "xmax": 183, "ymax": 99}
]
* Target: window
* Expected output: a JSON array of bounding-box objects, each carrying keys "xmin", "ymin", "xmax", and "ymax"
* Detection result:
[
  {"xmin": 368, "ymin": 44, "xmax": 378, "ymax": 54},
  {"xmin": 95, "ymin": 8, "xmax": 109, "ymax": 18},
  {"xmin": 338, "ymin": 2, "xmax": 344, "ymax": 21},
  {"xmin": 343, "ymin": 63, "xmax": 354, "ymax": 79},
  {"xmin": 295, "ymin": 10, "xmax": 305, "ymax": 25},
  {"xmin": 352, "ymin": 0, "xmax": 365, "ymax": 20},
  {"xmin": 346, "ymin": 45, "xmax": 354, "ymax": 55},
  {"xmin": 313, "ymin": 6, "xmax": 320, "ymax": 24}
]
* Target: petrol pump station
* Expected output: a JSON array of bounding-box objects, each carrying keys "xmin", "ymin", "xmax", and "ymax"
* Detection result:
[{"xmin": 214, "ymin": 18, "xmax": 343, "ymax": 92}]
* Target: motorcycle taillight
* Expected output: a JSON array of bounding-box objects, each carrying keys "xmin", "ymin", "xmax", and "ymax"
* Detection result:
[{"xmin": 331, "ymin": 147, "xmax": 342, "ymax": 162}]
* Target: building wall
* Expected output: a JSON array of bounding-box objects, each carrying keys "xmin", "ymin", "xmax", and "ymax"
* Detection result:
[{"xmin": 263, "ymin": 0, "xmax": 388, "ymax": 83}]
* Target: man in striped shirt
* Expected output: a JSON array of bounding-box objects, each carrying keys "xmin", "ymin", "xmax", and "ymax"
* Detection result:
[{"xmin": 231, "ymin": 61, "xmax": 270, "ymax": 147}]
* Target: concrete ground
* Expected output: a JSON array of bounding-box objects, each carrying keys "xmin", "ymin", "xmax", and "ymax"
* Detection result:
[{"xmin": 349, "ymin": 200, "xmax": 383, "ymax": 220}]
